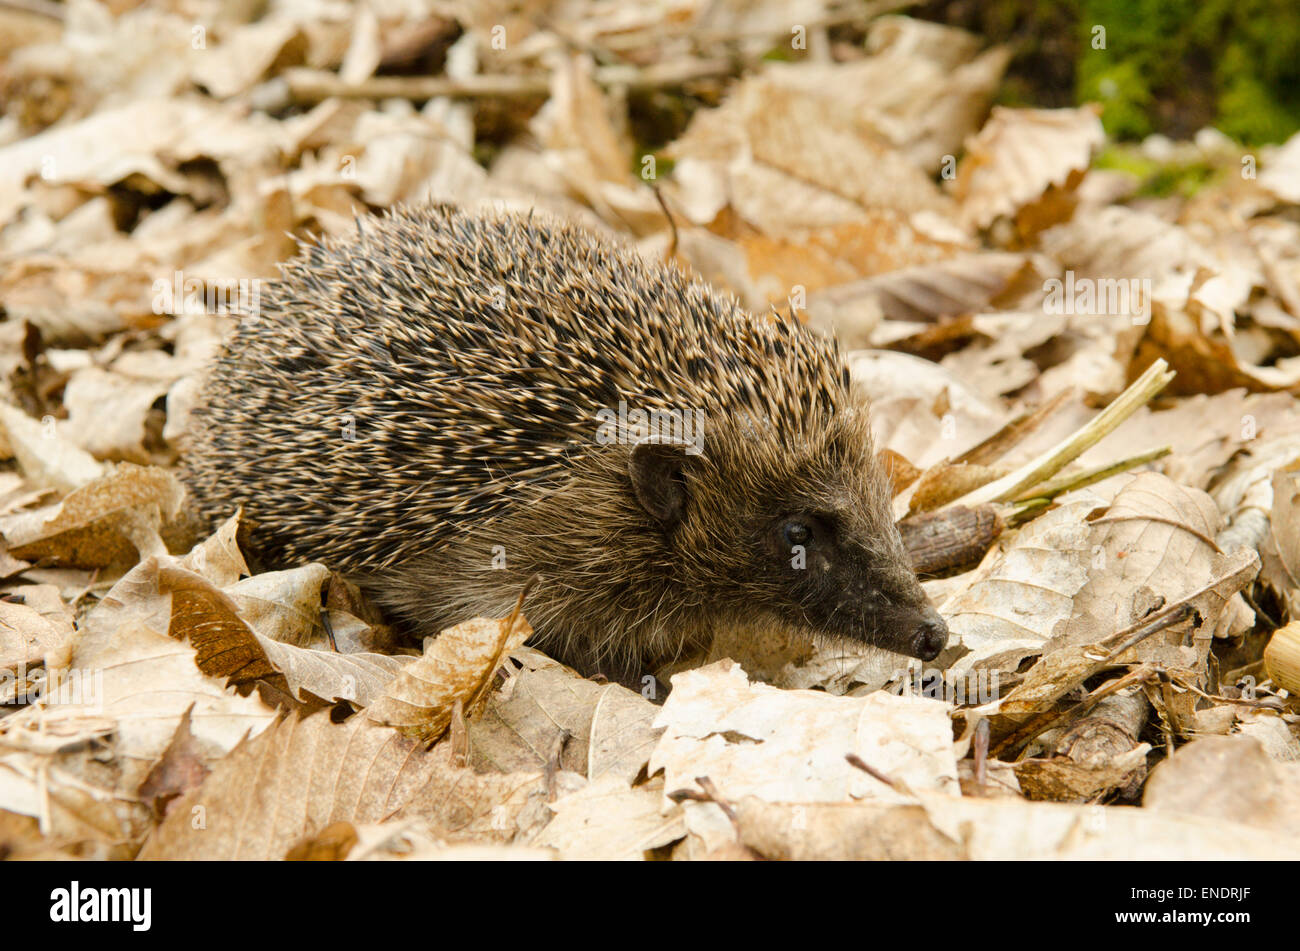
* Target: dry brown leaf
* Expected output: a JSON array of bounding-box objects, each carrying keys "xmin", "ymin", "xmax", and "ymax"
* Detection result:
[
  {"xmin": 58, "ymin": 367, "xmax": 171, "ymax": 464},
  {"xmin": 951, "ymin": 105, "xmax": 1105, "ymax": 232},
  {"xmin": 1015, "ymin": 744, "xmax": 1150, "ymax": 803},
  {"xmin": 178, "ymin": 511, "xmax": 249, "ymax": 587},
  {"xmin": 1261, "ymin": 468, "xmax": 1300, "ymax": 617},
  {"xmin": 0, "ymin": 403, "xmax": 104, "ymax": 493},
  {"xmin": 0, "ymin": 591, "xmax": 74, "ymax": 704},
  {"xmin": 649, "ymin": 661, "xmax": 960, "ymax": 811},
  {"xmin": 942, "ymin": 474, "xmax": 1259, "ymax": 682},
  {"xmin": 806, "ymin": 252, "xmax": 1032, "ymax": 347},
  {"xmin": 190, "ymin": 20, "xmax": 306, "ymax": 98},
  {"xmin": 530, "ymin": 774, "xmax": 685, "ymax": 860},
  {"xmin": 467, "ymin": 648, "xmax": 660, "ymax": 783},
  {"xmin": 223, "ymin": 563, "xmax": 331, "ymax": 648},
  {"xmin": 156, "ymin": 561, "xmax": 408, "ymax": 707},
  {"xmin": 1144, "ymin": 735, "xmax": 1300, "ymax": 840},
  {"xmin": 136, "ymin": 711, "xmax": 543, "ymax": 860},
  {"xmin": 137, "ymin": 705, "xmax": 212, "ymax": 819},
  {"xmin": 733, "ymin": 793, "xmax": 1300, "ymax": 860},
  {"xmin": 0, "ymin": 463, "xmax": 184, "ymax": 568},
  {"xmin": 366, "ymin": 604, "xmax": 533, "ymax": 742},
  {"xmin": 1037, "ymin": 205, "xmax": 1213, "ymax": 287}
]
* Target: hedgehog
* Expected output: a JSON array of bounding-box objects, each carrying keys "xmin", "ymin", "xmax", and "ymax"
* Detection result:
[{"xmin": 180, "ymin": 204, "xmax": 948, "ymax": 681}]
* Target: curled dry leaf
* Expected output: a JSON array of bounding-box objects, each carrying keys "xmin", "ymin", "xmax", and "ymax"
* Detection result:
[
  {"xmin": 189, "ymin": 19, "xmax": 306, "ymax": 99},
  {"xmin": 468, "ymin": 648, "xmax": 661, "ymax": 784},
  {"xmin": 366, "ymin": 602, "xmax": 533, "ymax": 742},
  {"xmin": 58, "ymin": 367, "xmax": 171, "ymax": 465},
  {"xmin": 964, "ymin": 550, "xmax": 1258, "ymax": 745},
  {"xmin": 0, "ymin": 463, "xmax": 184, "ymax": 568},
  {"xmin": 178, "ymin": 511, "xmax": 249, "ymax": 587},
  {"xmin": 137, "ymin": 705, "xmax": 211, "ymax": 819},
  {"xmin": 137, "ymin": 711, "xmax": 549, "ymax": 860},
  {"xmin": 0, "ymin": 586, "xmax": 74, "ymax": 704},
  {"xmin": 943, "ymin": 474, "xmax": 1259, "ymax": 679},
  {"xmin": 0, "ymin": 403, "xmax": 104, "ymax": 493},
  {"xmin": 1036, "ymin": 205, "xmax": 1213, "ymax": 288},
  {"xmin": 156, "ymin": 559, "xmax": 409, "ymax": 708},
  {"xmin": 223, "ymin": 563, "xmax": 331, "ymax": 648},
  {"xmin": 806, "ymin": 251, "xmax": 1032, "ymax": 348},
  {"xmin": 951, "ymin": 105, "xmax": 1105, "ymax": 232},
  {"xmin": 758, "ymin": 17, "xmax": 1008, "ymax": 172}
]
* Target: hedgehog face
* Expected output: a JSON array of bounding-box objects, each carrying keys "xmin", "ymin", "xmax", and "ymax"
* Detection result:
[
  {"xmin": 627, "ymin": 424, "xmax": 948, "ymax": 663},
  {"xmin": 754, "ymin": 503, "xmax": 949, "ymax": 662}
]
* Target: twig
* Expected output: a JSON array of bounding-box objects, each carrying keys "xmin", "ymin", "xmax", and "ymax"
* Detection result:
[
  {"xmin": 1098, "ymin": 602, "xmax": 1194, "ymax": 663},
  {"xmin": 667, "ymin": 775, "xmax": 738, "ymax": 826},
  {"xmin": 990, "ymin": 604, "xmax": 1194, "ymax": 757},
  {"xmin": 946, "ymin": 359, "xmax": 1175, "ymax": 509},
  {"xmin": 0, "ymin": 0, "xmax": 64, "ymax": 20},
  {"xmin": 652, "ymin": 185, "xmax": 679, "ymax": 260},
  {"xmin": 973, "ymin": 718, "xmax": 990, "ymax": 791},
  {"xmin": 1155, "ymin": 669, "xmax": 1178, "ymax": 758},
  {"xmin": 1010, "ymin": 446, "xmax": 1172, "ymax": 505},
  {"xmin": 283, "ymin": 59, "xmax": 736, "ymax": 105},
  {"xmin": 954, "ymin": 387, "xmax": 1075, "ymax": 468},
  {"xmin": 992, "ymin": 666, "xmax": 1155, "ymax": 759},
  {"xmin": 845, "ymin": 753, "xmax": 896, "ymax": 788}
]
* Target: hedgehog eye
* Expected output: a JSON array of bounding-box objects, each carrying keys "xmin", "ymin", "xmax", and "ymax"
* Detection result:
[{"xmin": 783, "ymin": 520, "xmax": 813, "ymax": 547}]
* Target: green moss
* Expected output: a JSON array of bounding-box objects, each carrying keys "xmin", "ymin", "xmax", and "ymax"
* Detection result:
[
  {"xmin": 916, "ymin": 0, "xmax": 1300, "ymax": 145},
  {"xmin": 1094, "ymin": 144, "xmax": 1220, "ymax": 198},
  {"xmin": 1215, "ymin": 43, "xmax": 1300, "ymax": 144},
  {"xmin": 1079, "ymin": 60, "xmax": 1155, "ymax": 140},
  {"xmin": 1074, "ymin": 0, "xmax": 1300, "ymax": 144}
]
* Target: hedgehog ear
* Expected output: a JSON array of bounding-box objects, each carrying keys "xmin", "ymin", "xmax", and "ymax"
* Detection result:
[{"xmin": 629, "ymin": 438, "xmax": 692, "ymax": 525}]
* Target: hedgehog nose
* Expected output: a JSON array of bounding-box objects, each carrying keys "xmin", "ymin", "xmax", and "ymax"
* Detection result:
[{"xmin": 910, "ymin": 610, "xmax": 948, "ymax": 662}]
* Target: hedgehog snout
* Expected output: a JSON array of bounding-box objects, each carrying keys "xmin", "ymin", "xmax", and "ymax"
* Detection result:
[{"xmin": 908, "ymin": 607, "xmax": 949, "ymax": 661}]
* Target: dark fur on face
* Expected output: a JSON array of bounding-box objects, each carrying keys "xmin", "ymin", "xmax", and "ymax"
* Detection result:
[{"xmin": 181, "ymin": 204, "xmax": 947, "ymax": 679}]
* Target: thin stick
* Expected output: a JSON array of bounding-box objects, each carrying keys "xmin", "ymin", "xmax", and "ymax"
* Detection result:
[
  {"xmin": 992, "ymin": 666, "xmax": 1154, "ymax": 758},
  {"xmin": 954, "ymin": 387, "xmax": 1075, "ymax": 468},
  {"xmin": 653, "ymin": 185, "xmax": 679, "ymax": 259},
  {"xmin": 283, "ymin": 59, "xmax": 735, "ymax": 105},
  {"xmin": 990, "ymin": 604, "xmax": 1193, "ymax": 757},
  {"xmin": 0, "ymin": 0, "xmax": 64, "ymax": 20},
  {"xmin": 973, "ymin": 718, "xmax": 990, "ymax": 791},
  {"xmin": 947, "ymin": 360, "xmax": 1175, "ymax": 509},
  {"xmin": 845, "ymin": 753, "xmax": 896, "ymax": 788},
  {"xmin": 1010, "ymin": 446, "xmax": 1172, "ymax": 504}
]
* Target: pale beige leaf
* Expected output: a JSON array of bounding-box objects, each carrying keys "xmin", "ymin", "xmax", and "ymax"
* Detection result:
[
  {"xmin": 367, "ymin": 608, "xmax": 532, "ymax": 741},
  {"xmin": 58, "ymin": 367, "xmax": 170, "ymax": 465},
  {"xmin": 733, "ymin": 795, "xmax": 1300, "ymax": 860},
  {"xmin": 1259, "ymin": 130, "xmax": 1300, "ymax": 203},
  {"xmin": 1144, "ymin": 735, "xmax": 1300, "ymax": 839},
  {"xmin": 178, "ymin": 511, "xmax": 249, "ymax": 587},
  {"xmin": 0, "ymin": 463, "xmax": 183, "ymax": 567},
  {"xmin": 0, "ymin": 403, "xmax": 103, "ymax": 493},
  {"xmin": 468, "ymin": 649, "xmax": 660, "ymax": 783},
  {"xmin": 224, "ymin": 563, "xmax": 331, "ymax": 648},
  {"xmin": 807, "ymin": 252, "xmax": 1031, "ymax": 348},
  {"xmin": 649, "ymin": 661, "xmax": 959, "ymax": 810},
  {"xmin": 137, "ymin": 712, "xmax": 533, "ymax": 860},
  {"xmin": 951, "ymin": 105, "xmax": 1105, "ymax": 230},
  {"xmin": 531, "ymin": 775, "xmax": 685, "ymax": 860}
]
